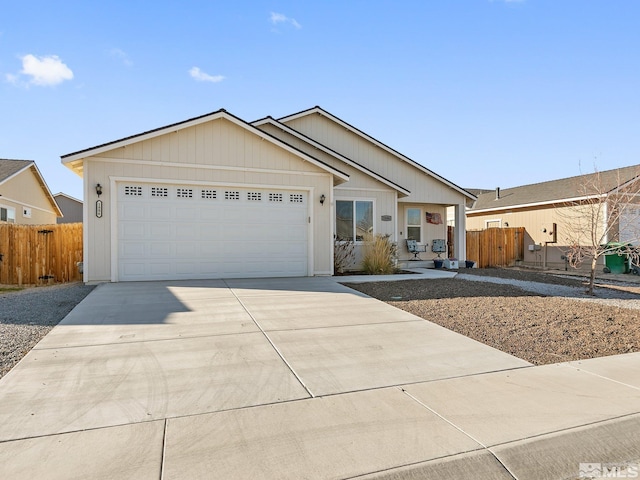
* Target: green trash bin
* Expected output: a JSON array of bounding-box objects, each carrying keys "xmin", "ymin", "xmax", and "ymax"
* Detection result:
[{"xmin": 603, "ymin": 243, "xmax": 629, "ymax": 274}]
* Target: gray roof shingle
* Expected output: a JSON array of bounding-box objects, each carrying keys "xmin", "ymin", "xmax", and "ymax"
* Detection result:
[
  {"xmin": 470, "ymin": 164, "xmax": 640, "ymax": 212},
  {"xmin": 0, "ymin": 159, "xmax": 33, "ymax": 183}
]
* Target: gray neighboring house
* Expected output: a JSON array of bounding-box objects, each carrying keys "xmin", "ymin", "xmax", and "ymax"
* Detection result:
[{"xmin": 54, "ymin": 193, "xmax": 83, "ymax": 224}]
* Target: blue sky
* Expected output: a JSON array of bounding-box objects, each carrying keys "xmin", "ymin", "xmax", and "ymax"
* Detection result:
[{"xmin": 2, "ymin": 0, "xmax": 639, "ymax": 201}]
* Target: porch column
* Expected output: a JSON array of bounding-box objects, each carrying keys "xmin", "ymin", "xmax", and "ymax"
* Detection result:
[{"xmin": 454, "ymin": 204, "xmax": 466, "ymax": 262}]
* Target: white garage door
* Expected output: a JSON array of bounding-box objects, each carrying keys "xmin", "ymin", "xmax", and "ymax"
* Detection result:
[{"xmin": 117, "ymin": 182, "xmax": 309, "ymax": 281}]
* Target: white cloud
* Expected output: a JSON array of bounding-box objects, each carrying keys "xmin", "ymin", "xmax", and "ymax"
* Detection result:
[
  {"xmin": 270, "ymin": 12, "xmax": 302, "ymax": 30},
  {"xmin": 109, "ymin": 48, "xmax": 133, "ymax": 66},
  {"xmin": 19, "ymin": 54, "xmax": 74, "ymax": 86},
  {"xmin": 188, "ymin": 67, "xmax": 224, "ymax": 83},
  {"xmin": 7, "ymin": 54, "xmax": 74, "ymax": 87}
]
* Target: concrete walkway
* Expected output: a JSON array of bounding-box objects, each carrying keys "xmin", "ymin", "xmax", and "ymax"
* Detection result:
[{"xmin": 0, "ymin": 276, "xmax": 639, "ymax": 479}]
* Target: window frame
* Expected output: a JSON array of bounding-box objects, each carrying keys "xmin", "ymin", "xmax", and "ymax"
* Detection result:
[
  {"xmin": 0, "ymin": 205, "xmax": 16, "ymax": 223},
  {"xmin": 335, "ymin": 198, "xmax": 375, "ymax": 243},
  {"xmin": 406, "ymin": 207, "xmax": 422, "ymax": 242}
]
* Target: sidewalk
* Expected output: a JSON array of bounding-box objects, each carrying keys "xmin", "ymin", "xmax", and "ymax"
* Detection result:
[{"xmin": 0, "ymin": 276, "xmax": 638, "ymax": 479}]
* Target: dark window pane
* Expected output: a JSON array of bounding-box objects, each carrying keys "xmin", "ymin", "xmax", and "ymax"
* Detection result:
[
  {"xmin": 407, "ymin": 226, "xmax": 421, "ymax": 241},
  {"xmin": 355, "ymin": 201, "xmax": 373, "ymax": 241},
  {"xmin": 336, "ymin": 200, "xmax": 354, "ymax": 241}
]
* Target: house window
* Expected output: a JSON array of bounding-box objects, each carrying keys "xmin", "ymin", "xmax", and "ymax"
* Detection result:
[
  {"xmin": 176, "ymin": 188, "xmax": 193, "ymax": 198},
  {"xmin": 486, "ymin": 220, "xmax": 501, "ymax": 228},
  {"xmin": 406, "ymin": 208, "xmax": 422, "ymax": 241},
  {"xmin": 247, "ymin": 192, "xmax": 262, "ymax": 201},
  {"xmin": 289, "ymin": 194, "xmax": 304, "ymax": 203},
  {"xmin": 269, "ymin": 193, "xmax": 283, "ymax": 202},
  {"xmin": 0, "ymin": 206, "xmax": 16, "ymax": 223},
  {"xmin": 225, "ymin": 191, "xmax": 240, "ymax": 200},
  {"xmin": 336, "ymin": 200, "xmax": 373, "ymax": 242}
]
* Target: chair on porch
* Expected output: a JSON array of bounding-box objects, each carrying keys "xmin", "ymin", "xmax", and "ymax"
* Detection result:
[{"xmin": 406, "ymin": 239, "xmax": 427, "ymax": 260}]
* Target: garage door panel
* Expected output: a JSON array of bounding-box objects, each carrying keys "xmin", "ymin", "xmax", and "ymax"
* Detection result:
[{"xmin": 118, "ymin": 183, "xmax": 309, "ymax": 281}]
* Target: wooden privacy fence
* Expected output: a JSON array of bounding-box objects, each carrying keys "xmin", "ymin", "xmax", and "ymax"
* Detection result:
[
  {"xmin": 466, "ymin": 227, "xmax": 525, "ymax": 268},
  {"xmin": 0, "ymin": 223, "xmax": 83, "ymax": 285}
]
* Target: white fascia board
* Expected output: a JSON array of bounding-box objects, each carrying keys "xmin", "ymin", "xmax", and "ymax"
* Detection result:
[
  {"xmin": 61, "ymin": 111, "xmax": 229, "ymax": 165},
  {"xmin": 253, "ymin": 117, "xmax": 410, "ymax": 197},
  {"xmin": 223, "ymin": 114, "xmax": 349, "ymax": 184},
  {"xmin": 468, "ymin": 193, "xmax": 607, "ymax": 215},
  {"xmin": 62, "ymin": 110, "xmax": 349, "ymax": 185},
  {"xmin": 0, "ymin": 162, "xmax": 33, "ymax": 186},
  {"xmin": 278, "ymin": 107, "xmax": 475, "ymax": 201}
]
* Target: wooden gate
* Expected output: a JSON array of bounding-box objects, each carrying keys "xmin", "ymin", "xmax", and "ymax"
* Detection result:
[
  {"xmin": 0, "ymin": 223, "xmax": 83, "ymax": 285},
  {"xmin": 466, "ymin": 227, "xmax": 524, "ymax": 268}
]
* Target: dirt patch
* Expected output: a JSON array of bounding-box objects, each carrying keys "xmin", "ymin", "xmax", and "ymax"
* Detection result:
[{"xmin": 344, "ymin": 275, "xmax": 640, "ymax": 366}]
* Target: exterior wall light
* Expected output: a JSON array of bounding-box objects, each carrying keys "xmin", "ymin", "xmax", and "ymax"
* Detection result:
[
  {"xmin": 320, "ymin": 194, "xmax": 326, "ymax": 205},
  {"xmin": 95, "ymin": 183, "xmax": 103, "ymax": 197}
]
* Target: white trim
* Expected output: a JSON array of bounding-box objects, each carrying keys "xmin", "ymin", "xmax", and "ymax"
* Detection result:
[
  {"xmin": 335, "ymin": 186, "xmax": 396, "ymax": 193},
  {"xmin": 253, "ymin": 117, "xmax": 410, "ymax": 196},
  {"xmin": 62, "ymin": 111, "xmax": 349, "ymax": 184},
  {"xmin": 89, "ymin": 156, "xmax": 333, "ymax": 179},
  {"xmin": 83, "ymin": 162, "xmax": 90, "ymax": 284},
  {"xmin": 0, "ymin": 195, "xmax": 58, "ymax": 215},
  {"xmin": 334, "ymin": 196, "xmax": 376, "ymax": 244},
  {"xmin": 484, "ymin": 219, "xmax": 502, "ymax": 228},
  {"xmin": 109, "ymin": 176, "xmax": 315, "ymax": 282},
  {"xmin": 278, "ymin": 107, "xmax": 474, "ymax": 200},
  {"xmin": 0, "ymin": 204, "xmax": 16, "ymax": 223},
  {"xmin": 469, "ymin": 193, "xmax": 607, "ymax": 215},
  {"xmin": 405, "ymin": 206, "xmax": 423, "ymax": 243}
]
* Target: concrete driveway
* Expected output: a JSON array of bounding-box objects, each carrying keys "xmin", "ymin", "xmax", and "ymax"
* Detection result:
[{"xmin": 0, "ymin": 277, "xmax": 639, "ymax": 479}]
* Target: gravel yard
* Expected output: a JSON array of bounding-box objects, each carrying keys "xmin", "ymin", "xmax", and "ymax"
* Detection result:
[
  {"xmin": 345, "ymin": 269, "xmax": 640, "ymax": 366},
  {"xmin": 1, "ymin": 269, "xmax": 639, "ymax": 379},
  {"xmin": 0, "ymin": 283, "xmax": 95, "ymax": 378}
]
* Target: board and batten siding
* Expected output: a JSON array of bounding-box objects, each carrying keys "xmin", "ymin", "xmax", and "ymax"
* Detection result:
[
  {"xmin": 258, "ymin": 122, "xmax": 399, "ymax": 240},
  {"xmin": 83, "ymin": 117, "xmax": 334, "ymax": 282},
  {"xmin": 283, "ymin": 113, "xmax": 465, "ymax": 205}
]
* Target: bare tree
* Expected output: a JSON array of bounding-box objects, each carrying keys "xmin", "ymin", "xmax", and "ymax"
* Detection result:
[{"xmin": 559, "ymin": 166, "xmax": 640, "ymax": 295}]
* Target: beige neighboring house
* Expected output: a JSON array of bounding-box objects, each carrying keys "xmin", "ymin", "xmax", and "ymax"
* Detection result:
[
  {"xmin": 62, "ymin": 107, "xmax": 475, "ymax": 283},
  {"xmin": 54, "ymin": 193, "xmax": 83, "ymax": 224},
  {"xmin": 0, "ymin": 159, "xmax": 62, "ymax": 225},
  {"xmin": 466, "ymin": 165, "xmax": 640, "ymax": 269}
]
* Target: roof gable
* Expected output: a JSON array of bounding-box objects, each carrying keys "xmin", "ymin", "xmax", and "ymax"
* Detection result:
[
  {"xmin": 278, "ymin": 106, "xmax": 475, "ymax": 201},
  {"xmin": 61, "ymin": 110, "xmax": 349, "ymax": 184},
  {"xmin": 470, "ymin": 164, "xmax": 640, "ymax": 213},
  {"xmin": 252, "ymin": 116, "xmax": 410, "ymax": 197},
  {"xmin": 0, "ymin": 159, "xmax": 63, "ymax": 217}
]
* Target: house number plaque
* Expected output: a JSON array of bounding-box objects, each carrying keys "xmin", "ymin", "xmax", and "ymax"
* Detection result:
[{"xmin": 96, "ymin": 200, "xmax": 103, "ymax": 218}]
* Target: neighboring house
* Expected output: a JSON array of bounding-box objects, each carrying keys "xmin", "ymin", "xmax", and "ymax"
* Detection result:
[
  {"xmin": 54, "ymin": 193, "xmax": 83, "ymax": 224},
  {"xmin": 466, "ymin": 165, "xmax": 640, "ymax": 269},
  {"xmin": 0, "ymin": 159, "xmax": 62, "ymax": 225},
  {"xmin": 61, "ymin": 107, "xmax": 475, "ymax": 283}
]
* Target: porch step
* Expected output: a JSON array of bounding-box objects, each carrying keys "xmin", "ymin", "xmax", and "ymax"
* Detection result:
[{"xmin": 398, "ymin": 260, "xmax": 434, "ymax": 269}]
